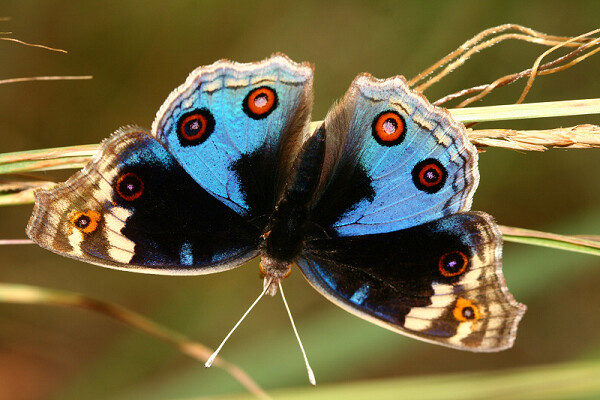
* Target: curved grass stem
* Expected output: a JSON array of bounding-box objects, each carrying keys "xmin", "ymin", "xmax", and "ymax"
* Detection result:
[{"xmin": 0, "ymin": 282, "xmax": 271, "ymax": 400}]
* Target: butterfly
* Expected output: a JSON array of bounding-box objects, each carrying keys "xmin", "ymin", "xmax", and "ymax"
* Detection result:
[{"xmin": 27, "ymin": 53, "xmax": 525, "ymax": 352}]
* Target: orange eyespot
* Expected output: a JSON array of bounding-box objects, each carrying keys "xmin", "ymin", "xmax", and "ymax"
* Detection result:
[
  {"xmin": 177, "ymin": 109, "xmax": 215, "ymax": 146},
  {"xmin": 412, "ymin": 158, "xmax": 447, "ymax": 193},
  {"xmin": 243, "ymin": 87, "xmax": 278, "ymax": 119},
  {"xmin": 372, "ymin": 111, "xmax": 405, "ymax": 146},
  {"xmin": 71, "ymin": 210, "xmax": 101, "ymax": 234},
  {"xmin": 418, "ymin": 164, "xmax": 443, "ymax": 187},
  {"xmin": 439, "ymin": 251, "xmax": 468, "ymax": 277},
  {"xmin": 115, "ymin": 172, "xmax": 144, "ymax": 201},
  {"xmin": 453, "ymin": 298, "xmax": 481, "ymax": 322}
]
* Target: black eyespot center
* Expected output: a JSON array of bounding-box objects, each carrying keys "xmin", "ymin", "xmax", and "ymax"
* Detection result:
[
  {"xmin": 70, "ymin": 210, "xmax": 101, "ymax": 233},
  {"xmin": 453, "ymin": 298, "xmax": 481, "ymax": 322},
  {"xmin": 75, "ymin": 214, "xmax": 90, "ymax": 228},
  {"xmin": 462, "ymin": 307, "xmax": 475, "ymax": 319},
  {"xmin": 116, "ymin": 172, "xmax": 144, "ymax": 201},
  {"xmin": 243, "ymin": 86, "xmax": 278, "ymax": 120},
  {"xmin": 412, "ymin": 158, "xmax": 447, "ymax": 193},
  {"xmin": 177, "ymin": 108, "xmax": 215, "ymax": 146},
  {"xmin": 438, "ymin": 250, "xmax": 468, "ymax": 277}
]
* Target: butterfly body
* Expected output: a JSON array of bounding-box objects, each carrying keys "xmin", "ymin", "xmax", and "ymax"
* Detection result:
[
  {"xmin": 258, "ymin": 126, "xmax": 327, "ymax": 292},
  {"xmin": 27, "ymin": 54, "xmax": 525, "ymax": 352}
]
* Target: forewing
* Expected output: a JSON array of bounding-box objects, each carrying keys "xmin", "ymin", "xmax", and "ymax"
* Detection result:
[
  {"xmin": 152, "ymin": 54, "xmax": 313, "ymax": 221},
  {"xmin": 311, "ymin": 74, "xmax": 478, "ymax": 236}
]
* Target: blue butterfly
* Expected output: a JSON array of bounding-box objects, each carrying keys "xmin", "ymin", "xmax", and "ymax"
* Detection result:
[{"xmin": 27, "ymin": 53, "xmax": 525, "ymax": 352}]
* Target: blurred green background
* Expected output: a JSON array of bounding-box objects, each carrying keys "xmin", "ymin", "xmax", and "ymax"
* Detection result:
[{"xmin": 1, "ymin": 1, "xmax": 600, "ymax": 399}]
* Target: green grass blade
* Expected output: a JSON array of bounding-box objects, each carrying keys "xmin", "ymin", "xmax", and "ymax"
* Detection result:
[
  {"xmin": 501, "ymin": 225, "xmax": 600, "ymax": 256},
  {"xmin": 211, "ymin": 360, "xmax": 600, "ymax": 400}
]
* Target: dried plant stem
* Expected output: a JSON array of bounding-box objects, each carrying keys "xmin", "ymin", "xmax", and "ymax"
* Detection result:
[
  {"xmin": 0, "ymin": 75, "xmax": 93, "ymax": 85},
  {"xmin": 0, "ymin": 144, "xmax": 98, "ymax": 164},
  {"xmin": 0, "ymin": 144, "xmax": 98, "ymax": 175},
  {"xmin": 410, "ymin": 24, "xmax": 592, "ymax": 91},
  {"xmin": 434, "ymin": 40, "xmax": 600, "ymax": 107},
  {"xmin": 517, "ymin": 28, "xmax": 600, "ymax": 104},
  {"xmin": 0, "ymin": 35, "xmax": 92, "ymax": 87},
  {"xmin": 0, "ymin": 283, "xmax": 271, "ymax": 400},
  {"xmin": 0, "ymin": 239, "xmax": 33, "ymax": 245},
  {"xmin": 450, "ymin": 98, "xmax": 600, "ymax": 123},
  {"xmin": 0, "ymin": 117, "xmax": 593, "ymax": 204},
  {"xmin": 409, "ymin": 25, "xmax": 600, "ymax": 108},
  {"xmin": 450, "ymin": 29, "xmax": 600, "ymax": 108},
  {"xmin": 0, "ymin": 37, "xmax": 67, "ymax": 53},
  {"xmin": 0, "ymin": 156, "xmax": 93, "ymax": 175},
  {"xmin": 0, "ymin": 181, "xmax": 55, "ymax": 206},
  {"xmin": 470, "ymin": 125, "xmax": 600, "ymax": 151}
]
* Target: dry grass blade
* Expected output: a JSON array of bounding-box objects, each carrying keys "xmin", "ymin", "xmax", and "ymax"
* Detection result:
[
  {"xmin": 212, "ymin": 360, "xmax": 600, "ymax": 400},
  {"xmin": 0, "ymin": 143, "xmax": 98, "ymax": 176},
  {"xmin": 0, "ymin": 94, "xmax": 597, "ymax": 204},
  {"xmin": 0, "ymin": 180, "xmax": 56, "ymax": 206},
  {"xmin": 0, "ymin": 239, "xmax": 33, "ymax": 245},
  {"xmin": 433, "ymin": 29, "xmax": 600, "ymax": 108},
  {"xmin": 0, "ymin": 283, "xmax": 271, "ymax": 400},
  {"xmin": 409, "ymin": 24, "xmax": 591, "ymax": 91},
  {"xmin": 0, "ymin": 35, "xmax": 92, "ymax": 86},
  {"xmin": 577, "ymin": 235, "xmax": 600, "ymax": 241},
  {"xmin": 0, "ymin": 180, "xmax": 55, "ymax": 191},
  {"xmin": 470, "ymin": 124, "xmax": 600, "ymax": 151},
  {"xmin": 517, "ymin": 28, "xmax": 600, "ymax": 104},
  {"xmin": 0, "ymin": 156, "xmax": 91, "ymax": 175},
  {"xmin": 0, "ymin": 143, "xmax": 98, "ymax": 164},
  {"xmin": 1, "ymin": 124, "xmax": 597, "ymax": 203},
  {"xmin": 450, "ymin": 98, "xmax": 600, "ymax": 123},
  {"xmin": 434, "ymin": 39, "xmax": 600, "ymax": 107},
  {"xmin": 0, "ymin": 36, "xmax": 67, "ymax": 53},
  {"xmin": 0, "ymin": 75, "xmax": 93, "ymax": 85}
]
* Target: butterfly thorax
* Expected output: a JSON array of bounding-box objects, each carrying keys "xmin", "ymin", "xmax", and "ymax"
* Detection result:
[{"xmin": 259, "ymin": 126, "xmax": 326, "ymax": 295}]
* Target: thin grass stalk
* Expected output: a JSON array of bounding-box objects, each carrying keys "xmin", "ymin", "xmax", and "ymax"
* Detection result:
[{"xmin": 0, "ymin": 283, "xmax": 271, "ymax": 400}]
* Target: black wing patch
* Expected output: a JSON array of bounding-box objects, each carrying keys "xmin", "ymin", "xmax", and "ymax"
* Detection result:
[
  {"xmin": 27, "ymin": 128, "xmax": 261, "ymax": 274},
  {"xmin": 298, "ymin": 212, "xmax": 525, "ymax": 351}
]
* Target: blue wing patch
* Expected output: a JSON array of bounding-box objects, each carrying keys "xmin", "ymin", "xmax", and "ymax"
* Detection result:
[
  {"xmin": 313, "ymin": 74, "xmax": 479, "ymax": 236},
  {"xmin": 152, "ymin": 54, "xmax": 313, "ymax": 217}
]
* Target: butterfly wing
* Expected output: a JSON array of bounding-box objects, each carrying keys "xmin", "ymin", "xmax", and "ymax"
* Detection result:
[
  {"xmin": 311, "ymin": 74, "xmax": 478, "ymax": 236},
  {"xmin": 298, "ymin": 74, "xmax": 525, "ymax": 350},
  {"xmin": 152, "ymin": 54, "xmax": 313, "ymax": 222},
  {"xmin": 299, "ymin": 212, "xmax": 525, "ymax": 351},
  {"xmin": 27, "ymin": 128, "xmax": 260, "ymax": 274}
]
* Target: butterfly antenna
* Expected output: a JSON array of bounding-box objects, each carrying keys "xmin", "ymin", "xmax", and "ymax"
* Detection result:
[
  {"xmin": 279, "ymin": 281, "xmax": 316, "ymax": 386},
  {"xmin": 205, "ymin": 278, "xmax": 272, "ymax": 368}
]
